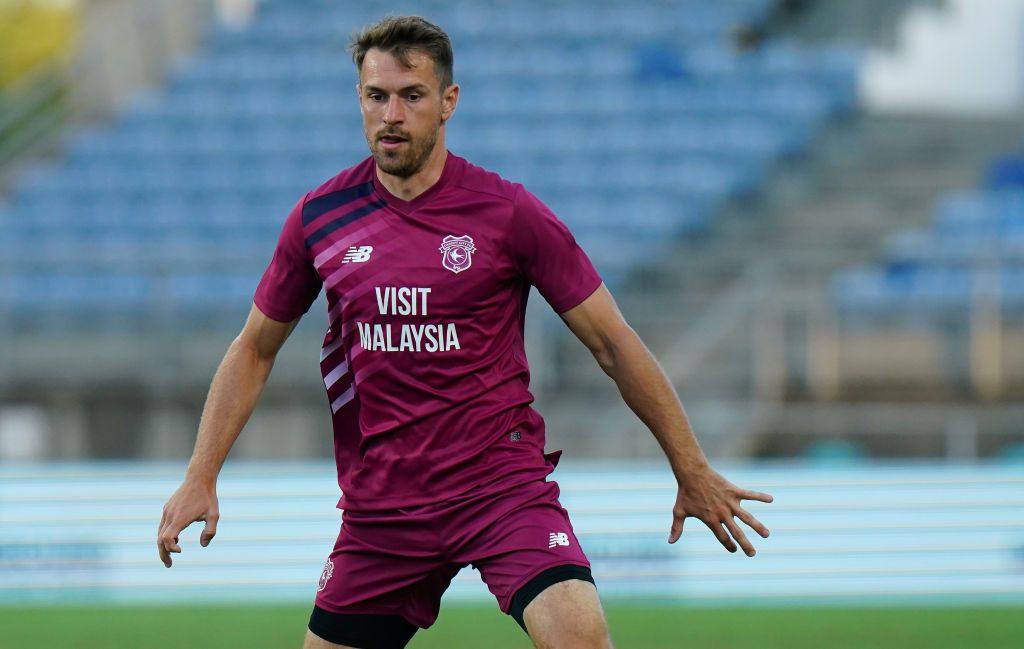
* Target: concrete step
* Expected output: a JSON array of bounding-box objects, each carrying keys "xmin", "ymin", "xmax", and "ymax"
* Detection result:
[{"xmin": 543, "ymin": 112, "xmax": 1024, "ymax": 454}]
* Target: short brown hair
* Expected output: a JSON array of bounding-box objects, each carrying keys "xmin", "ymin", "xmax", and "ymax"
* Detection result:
[{"xmin": 348, "ymin": 16, "xmax": 454, "ymax": 90}]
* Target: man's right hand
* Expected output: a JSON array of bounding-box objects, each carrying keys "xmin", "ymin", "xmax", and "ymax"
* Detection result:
[
  {"xmin": 155, "ymin": 307, "xmax": 298, "ymax": 568},
  {"xmin": 157, "ymin": 478, "xmax": 219, "ymax": 568}
]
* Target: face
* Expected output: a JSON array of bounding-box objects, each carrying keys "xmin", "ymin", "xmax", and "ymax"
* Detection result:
[{"xmin": 357, "ymin": 48, "xmax": 458, "ymax": 178}]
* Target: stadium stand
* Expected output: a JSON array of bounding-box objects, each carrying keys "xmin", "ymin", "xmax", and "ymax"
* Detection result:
[
  {"xmin": 833, "ymin": 161, "xmax": 1024, "ymax": 328},
  {"xmin": 5, "ymin": 17, "xmax": 1024, "ymax": 631},
  {"xmin": 0, "ymin": 0, "xmax": 858, "ymax": 334}
]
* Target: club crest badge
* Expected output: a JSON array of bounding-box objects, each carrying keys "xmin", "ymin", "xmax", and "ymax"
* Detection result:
[
  {"xmin": 318, "ymin": 558, "xmax": 334, "ymax": 592},
  {"xmin": 439, "ymin": 234, "xmax": 476, "ymax": 274}
]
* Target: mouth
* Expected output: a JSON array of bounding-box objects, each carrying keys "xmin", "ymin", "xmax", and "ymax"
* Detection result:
[{"xmin": 378, "ymin": 133, "xmax": 408, "ymax": 150}]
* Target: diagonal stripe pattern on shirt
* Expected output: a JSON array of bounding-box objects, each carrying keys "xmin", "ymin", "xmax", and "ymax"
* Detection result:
[
  {"xmin": 323, "ymin": 360, "xmax": 350, "ymax": 390},
  {"xmin": 330, "ymin": 385, "xmax": 356, "ymax": 414},
  {"xmin": 302, "ymin": 181, "xmax": 375, "ymax": 225},
  {"xmin": 306, "ymin": 199, "xmax": 387, "ymax": 248}
]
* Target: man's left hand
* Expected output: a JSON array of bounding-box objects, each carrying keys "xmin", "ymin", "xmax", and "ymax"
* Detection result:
[{"xmin": 668, "ymin": 465, "xmax": 773, "ymax": 557}]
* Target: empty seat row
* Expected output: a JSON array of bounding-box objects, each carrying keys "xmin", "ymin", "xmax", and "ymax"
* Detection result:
[
  {"xmin": 832, "ymin": 140, "xmax": 1024, "ymax": 322},
  {"xmin": 0, "ymin": 0, "xmax": 854, "ymax": 333},
  {"xmin": 173, "ymin": 44, "xmax": 855, "ymax": 90},
  {"xmin": 933, "ymin": 189, "xmax": 1024, "ymax": 231},
  {"xmin": 884, "ymin": 229, "xmax": 1024, "ymax": 265},
  {"xmin": 121, "ymin": 78, "xmax": 844, "ymax": 122},
  {"xmin": 229, "ymin": 1, "xmax": 771, "ymax": 48},
  {"xmin": 834, "ymin": 266, "xmax": 1024, "ymax": 314}
]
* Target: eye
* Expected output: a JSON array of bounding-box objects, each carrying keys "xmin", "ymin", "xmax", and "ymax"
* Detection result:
[
  {"xmin": 368, "ymin": 92, "xmax": 385, "ymax": 102},
  {"xmin": 406, "ymin": 93, "xmax": 421, "ymax": 102}
]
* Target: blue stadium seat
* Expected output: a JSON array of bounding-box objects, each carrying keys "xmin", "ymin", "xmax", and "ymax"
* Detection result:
[
  {"xmin": 1, "ymin": 0, "xmax": 856, "ymax": 332},
  {"xmin": 933, "ymin": 190, "xmax": 1024, "ymax": 232},
  {"xmin": 167, "ymin": 273, "xmax": 262, "ymax": 329},
  {"xmin": 884, "ymin": 228, "xmax": 1024, "ymax": 266},
  {"xmin": 0, "ymin": 273, "xmax": 151, "ymax": 333},
  {"xmin": 985, "ymin": 155, "xmax": 1024, "ymax": 190}
]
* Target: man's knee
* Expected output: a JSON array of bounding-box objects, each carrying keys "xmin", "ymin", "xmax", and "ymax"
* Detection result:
[{"xmin": 521, "ymin": 578, "xmax": 614, "ymax": 649}]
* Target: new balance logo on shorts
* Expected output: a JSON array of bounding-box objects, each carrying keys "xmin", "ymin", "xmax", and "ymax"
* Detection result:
[
  {"xmin": 548, "ymin": 532, "xmax": 570, "ymax": 548},
  {"xmin": 342, "ymin": 245, "xmax": 373, "ymax": 263}
]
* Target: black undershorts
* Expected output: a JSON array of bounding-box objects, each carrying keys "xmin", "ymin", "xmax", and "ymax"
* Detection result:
[{"xmin": 307, "ymin": 564, "xmax": 596, "ymax": 648}]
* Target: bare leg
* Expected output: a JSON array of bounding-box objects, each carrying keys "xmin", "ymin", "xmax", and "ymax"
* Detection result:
[{"xmin": 522, "ymin": 579, "xmax": 614, "ymax": 649}]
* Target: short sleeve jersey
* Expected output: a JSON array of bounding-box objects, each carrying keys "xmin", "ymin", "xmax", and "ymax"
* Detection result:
[{"xmin": 255, "ymin": 152, "xmax": 602, "ymax": 511}]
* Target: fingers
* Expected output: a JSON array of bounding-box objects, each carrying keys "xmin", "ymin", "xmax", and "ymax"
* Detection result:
[
  {"xmin": 670, "ymin": 507, "xmax": 738, "ymax": 553},
  {"xmin": 724, "ymin": 517, "xmax": 756, "ymax": 557},
  {"xmin": 740, "ymin": 489, "xmax": 774, "ymax": 504},
  {"xmin": 157, "ymin": 507, "xmax": 172, "ymax": 568},
  {"xmin": 735, "ymin": 507, "xmax": 770, "ymax": 539},
  {"xmin": 157, "ymin": 482, "xmax": 220, "ymax": 566},
  {"xmin": 709, "ymin": 520, "xmax": 737, "ymax": 553},
  {"xmin": 669, "ymin": 479, "xmax": 772, "ymax": 555},
  {"xmin": 156, "ymin": 510, "xmax": 191, "ymax": 568},
  {"xmin": 157, "ymin": 539, "xmax": 169, "ymax": 567},
  {"xmin": 200, "ymin": 513, "xmax": 219, "ymax": 547},
  {"xmin": 731, "ymin": 487, "xmax": 772, "ymax": 555},
  {"xmin": 157, "ymin": 526, "xmax": 182, "ymax": 568},
  {"xmin": 668, "ymin": 510, "xmax": 685, "ymax": 544},
  {"xmin": 158, "ymin": 513, "xmax": 220, "ymax": 566}
]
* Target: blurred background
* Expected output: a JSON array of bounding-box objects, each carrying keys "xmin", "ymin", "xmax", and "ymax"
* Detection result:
[{"xmin": 1, "ymin": 0, "xmax": 1022, "ymax": 647}]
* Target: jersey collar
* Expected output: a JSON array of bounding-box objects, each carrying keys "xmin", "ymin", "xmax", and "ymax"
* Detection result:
[{"xmin": 372, "ymin": 150, "xmax": 463, "ymax": 214}]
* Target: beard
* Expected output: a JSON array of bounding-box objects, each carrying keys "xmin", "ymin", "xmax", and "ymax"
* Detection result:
[{"xmin": 368, "ymin": 119, "xmax": 440, "ymax": 179}]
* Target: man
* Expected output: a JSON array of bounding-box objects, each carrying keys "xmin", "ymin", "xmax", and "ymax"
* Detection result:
[{"xmin": 157, "ymin": 15, "xmax": 773, "ymax": 649}]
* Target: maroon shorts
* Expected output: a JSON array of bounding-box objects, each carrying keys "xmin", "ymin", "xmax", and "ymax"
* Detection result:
[{"xmin": 314, "ymin": 477, "xmax": 591, "ymax": 629}]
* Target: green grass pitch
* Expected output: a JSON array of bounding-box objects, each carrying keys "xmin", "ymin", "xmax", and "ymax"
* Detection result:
[{"xmin": 0, "ymin": 604, "xmax": 1019, "ymax": 648}]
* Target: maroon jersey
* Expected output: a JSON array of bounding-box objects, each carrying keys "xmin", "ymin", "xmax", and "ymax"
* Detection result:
[{"xmin": 254, "ymin": 152, "xmax": 602, "ymax": 511}]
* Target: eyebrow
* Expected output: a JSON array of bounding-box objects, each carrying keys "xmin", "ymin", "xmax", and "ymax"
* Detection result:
[{"xmin": 363, "ymin": 83, "xmax": 431, "ymax": 94}]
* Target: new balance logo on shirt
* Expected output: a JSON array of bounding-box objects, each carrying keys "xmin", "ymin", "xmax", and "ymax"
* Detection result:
[
  {"xmin": 342, "ymin": 245, "xmax": 373, "ymax": 263},
  {"xmin": 548, "ymin": 532, "xmax": 570, "ymax": 548}
]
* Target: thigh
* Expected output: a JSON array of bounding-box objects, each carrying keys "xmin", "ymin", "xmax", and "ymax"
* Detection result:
[
  {"xmin": 522, "ymin": 579, "xmax": 613, "ymax": 649},
  {"xmin": 316, "ymin": 511, "xmax": 459, "ymax": 630},
  {"xmin": 452, "ymin": 480, "xmax": 591, "ymax": 615}
]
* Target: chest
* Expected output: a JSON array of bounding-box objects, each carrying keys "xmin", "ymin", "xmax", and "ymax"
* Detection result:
[{"xmin": 314, "ymin": 208, "xmax": 517, "ymax": 320}]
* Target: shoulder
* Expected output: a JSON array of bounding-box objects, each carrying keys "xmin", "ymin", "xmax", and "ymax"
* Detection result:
[
  {"xmin": 453, "ymin": 155, "xmax": 556, "ymax": 217},
  {"xmin": 451, "ymin": 154, "xmax": 523, "ymax": 206},
  {"xmin": 299, "ymin": 157, "xmax": 377, "ymax": 221}
]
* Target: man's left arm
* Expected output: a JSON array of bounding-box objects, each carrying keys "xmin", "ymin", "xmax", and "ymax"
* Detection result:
[{"xmin": 559, "ymin": 283, "xmax": 773, "ymax": 556}]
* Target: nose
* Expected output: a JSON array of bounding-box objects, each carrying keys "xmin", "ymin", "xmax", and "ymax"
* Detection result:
[{"xmin": 383, "ymin": 95, "xmax": 404, "ymax": 125}]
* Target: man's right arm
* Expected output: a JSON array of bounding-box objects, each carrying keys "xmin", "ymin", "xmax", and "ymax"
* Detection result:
[{"xmin": 157, "ymin": 304, "xmax": 300, "ymax": 567}]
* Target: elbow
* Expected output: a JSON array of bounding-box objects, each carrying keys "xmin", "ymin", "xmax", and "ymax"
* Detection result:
[
  {"xmin": 589, "ymin": 321, "xmax": 634, "ymax": 376},
  {"xmin": 593, "ymin": 345, "xmax": 616, "ymax": 377},
  {"xmin": 230, "ymin": 333, "xmax": 277, "ymax": 371},
  {"xmin": 591, "ymin": 324, "xmax": 636, "ymax": 377}
]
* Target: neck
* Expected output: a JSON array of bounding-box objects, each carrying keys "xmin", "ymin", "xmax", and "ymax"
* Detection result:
[{"xmin": 376, "ymin": 139, "xmax": 448, "ymax": 201}]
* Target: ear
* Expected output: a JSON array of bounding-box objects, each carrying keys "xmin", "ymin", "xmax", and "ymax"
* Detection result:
[{"xmin": 441, "ymin": 83, "xmax": 459, "ymax": 123}]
